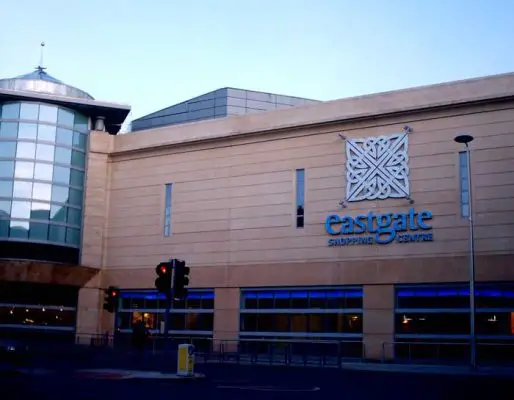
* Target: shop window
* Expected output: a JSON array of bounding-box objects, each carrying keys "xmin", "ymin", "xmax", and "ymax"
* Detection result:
[
  {"xmin": 395, "ymin": 313, "xmax": 470, "ymax": 335},
  {"xmin": 476, "ymin": 313, "xmax": 514, "ymax": 336},
  {"xmin": 396, "ymin": 286, "xmax": 470, "ymax": 309},
  {"xmin": 116, "ymin": 289, "xmax": 215, "ymax": 335}
]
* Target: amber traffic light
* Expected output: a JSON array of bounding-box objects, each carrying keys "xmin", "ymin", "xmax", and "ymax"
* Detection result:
[{"xmin": 103, "ymin": 286, "xmax": 120, "ymax": 313}]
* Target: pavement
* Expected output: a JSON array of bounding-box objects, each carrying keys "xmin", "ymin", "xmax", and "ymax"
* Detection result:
[{"xmin": 1, "ymin": 362, "xmax": 514, "ymax": 400}]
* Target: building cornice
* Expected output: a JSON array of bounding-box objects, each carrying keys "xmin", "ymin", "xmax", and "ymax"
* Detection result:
[{"xmin": 113, "ymin": 72, "xmax": 514, "ymax": 155}]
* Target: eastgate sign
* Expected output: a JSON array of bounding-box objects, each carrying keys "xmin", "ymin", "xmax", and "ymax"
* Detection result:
[{"xmin": 325, "ymin": 208, "xmax": 434, "ymax": 246}]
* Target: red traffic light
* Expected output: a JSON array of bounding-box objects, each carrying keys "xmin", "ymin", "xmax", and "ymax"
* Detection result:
[
  {"xmin": 156, "ymin": 262, "xmax": 171, "ymax": 276},
  {"xmin": 111, "ymin": 290, "xmax": 117, "ymax": 297}
]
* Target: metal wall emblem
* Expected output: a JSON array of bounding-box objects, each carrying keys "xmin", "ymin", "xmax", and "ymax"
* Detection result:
[{"xmin": 344, "ymin": 129, "xmax": 410, "ymax": 202}]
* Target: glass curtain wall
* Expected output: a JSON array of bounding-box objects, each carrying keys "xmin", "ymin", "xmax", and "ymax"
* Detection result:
[{"xmin": 0, "ymin": 101, "xmax": 88, "ymax": 249}]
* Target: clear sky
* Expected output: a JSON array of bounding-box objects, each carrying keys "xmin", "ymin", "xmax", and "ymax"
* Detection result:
[{"xmin": 1, "ymin": 0, "xmax": 513, "ymax": 121}]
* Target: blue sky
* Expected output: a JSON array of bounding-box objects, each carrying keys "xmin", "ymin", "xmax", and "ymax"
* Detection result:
[{"xmin": 1, "ymin": 0, "xmax": 513, "ymax": 121}]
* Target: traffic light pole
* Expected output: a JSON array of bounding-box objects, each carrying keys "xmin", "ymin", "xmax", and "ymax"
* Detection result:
[{"xmin": 163, "ymin": 258, "xmax": 175, "ymax": 353}]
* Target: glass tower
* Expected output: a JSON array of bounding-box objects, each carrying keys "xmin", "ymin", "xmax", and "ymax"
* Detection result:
[
  {"xmin": 0, "ymin": 66, "xmax": 128, "ymax": 265},
  {"xmin": 0, "ymin": 101, "xmax": 88, "ymax": 249}
]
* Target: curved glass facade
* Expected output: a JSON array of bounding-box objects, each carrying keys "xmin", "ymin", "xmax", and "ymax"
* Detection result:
[{"xmin": 0, "ymin": 101, "xmax": 89, "ymax": 249}]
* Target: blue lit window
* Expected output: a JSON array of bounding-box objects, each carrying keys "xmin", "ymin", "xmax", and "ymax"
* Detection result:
[{"xmin": 164, "ymin": 183, "xmax": 172, "ymax": 236}]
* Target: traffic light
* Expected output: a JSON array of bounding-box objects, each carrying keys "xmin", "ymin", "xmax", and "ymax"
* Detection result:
[
  {"xmin": 103, "ymin": 286, "xmax": 120, "ymax": 313},
  {"xmin": 155, "ymin": 261, "xmax": 172, "ymax": 296},
  {"xmin": 172, "ymin": 259, "xmax": 190, "ymax": 300}
]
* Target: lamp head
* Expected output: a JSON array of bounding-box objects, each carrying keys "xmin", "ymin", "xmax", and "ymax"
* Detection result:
[{"xmin": 454, "ymin": 134, "xmax": 474, "ymax": 145}]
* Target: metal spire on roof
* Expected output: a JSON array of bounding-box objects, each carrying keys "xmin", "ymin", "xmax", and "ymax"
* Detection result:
[{"xmin": 36, "ymin": 42, "xmax": 46, "ymax": 74}]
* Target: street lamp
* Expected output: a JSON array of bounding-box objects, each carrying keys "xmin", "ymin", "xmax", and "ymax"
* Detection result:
[{"xmin": 454, "ymin": 134, "xmax": 476, "ymax": 369}]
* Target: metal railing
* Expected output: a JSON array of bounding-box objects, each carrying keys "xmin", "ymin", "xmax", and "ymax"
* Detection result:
[
  {"xmin": 381, "ymin": 341, "xmax": 514, "ymax": 367},
  {"xmin": 6, "ymin": 331, "xmax": 514, "ymax": 369}
]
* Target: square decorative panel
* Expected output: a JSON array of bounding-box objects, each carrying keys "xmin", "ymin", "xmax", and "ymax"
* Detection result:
[{"xmin": 345, "ymin": 132, "xmax": 410, "ymax": 202}]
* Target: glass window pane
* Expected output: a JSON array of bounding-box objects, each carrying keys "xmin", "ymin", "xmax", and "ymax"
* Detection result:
[
  {"xmin": 67, "ymin": 207, "xmax": 81, "ymax": 226},
  {"xmin": 462, "ymin": 203, "xmax": 470, "ymax": 217},
  {"xmin": 66, "ymin": 228, "xmax": 80, "ymax": 246},
  {"xmin": 18, "ymin": 123, "xmax": 37, "ymax": 140},
  {"xmin": 73, "ymin": 113, "xmax": 89, "ymax": 133},
  {"xmin": 69, "ymin": 188, "xmax": 82, "ymax": 206},
  {"xmin": 57, "ymin": 108, "xmax": 74, "ymax": 127},
  {"xmin": 70, "ymin": 169, "xmax": 84, "ymax": 187},
  {"xmin": 2, "ymin": 103, "xmax": 20, "ymax": 119},
  {"xmin": 0, "ymin": 180, "xmax": 13, "ymax": 197},
  {"xmin": 56, "ymin": 128, "xmax": 73, "ymax": 146},
  {"xmin": 34, "ymin": 163, "xmax": 53, "ymax": 181},
  {"xmin": 53, "ymin": 166, "xmax": 70, "ymax": 184},
  {"xmin": 13, "ymin": 181, "xmax": 32, "ymax": 198},
  {"xmin": 32, "ymin": 182, "xmax": 52, "ymax": 202},
  {"xmin": 55, "ymin": 147, "xmax": 71, "ymax": 164},
  {"xmin": 38, "ymin": 105, "xmax": 58, "ymax": 123},
  {"xmin": 0, "ymin": 161, "xmax": 15, "ymax": 178},
  {"xmin": 16, "ymin": 142, "xmax": 36, "ymax": 159},
  {"xmin": 71, "ymin": 150, "xmax": 85, "ymax": 168},
  {"xmin": 48, "ymin": 225, "xmax": 66, "ymax": 243},
  {"xmin": 51, "ymin": 185, "xmax": 69, "ymax": 204},
  {"xmin": 0, "ymin": 122, "xmax": 18, "ymax": 138},
  {"xmin": 14, "ymin": 161, "xmax": 34, "ymax": 179},
  {"xmin": 11, "ymin": 201, "xmax": 30, "ymax": 219},
  {"xmin": 73, "ymin": 132, "xmax": 87, "ymax": 149},
  {"xmin": 29, "ymin": 221, "xmax": 49, "ymax": 240},
  {"xmin": 31, "ymin": 202, "xmax": 50, "ymax": 220},
  {"xmin": 0, "ymin": 199, "xmax": 10, "ymax": 215},
  {"xmin": 10, "ymin": 220, "xmax": 29, "ymax": 238},
  {"xmin": 19, "ymin": 103, "xmax": 39, "ymax": 120},
  {"xmin": 50, "ymin": 204, "xmax": 67, "ymax": 222},
  {"xmin": 0, "ymin": 141, "xmax": 16, "ymax": 158},
  {"xmin": 0, "ymin": 219, "xmax": 8, "ymax": 237},
  {"xmin": 36, "ymin": 143, "xmax": 54, "ymax": 162},
  {"xmin": 38, "ymin": 124, "xmax": 56, "ymax": 142},
  {"xmin": 55, "ymin": 147, "xmax": 72, "ymax": 165}
]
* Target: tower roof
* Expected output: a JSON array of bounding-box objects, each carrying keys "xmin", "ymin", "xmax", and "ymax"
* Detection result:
[
  {"xmin": 0, "ymin": 66, "xmax": 94, "ymax": 100},
  {"xmin": 15, "ymin": 67, "xmax": 64, "ymax": 84}
]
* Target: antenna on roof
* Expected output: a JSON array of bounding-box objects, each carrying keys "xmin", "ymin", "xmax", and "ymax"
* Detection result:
[{"xmin": 36, "ymin": 42, "xmax": 46, "ymax": 73}]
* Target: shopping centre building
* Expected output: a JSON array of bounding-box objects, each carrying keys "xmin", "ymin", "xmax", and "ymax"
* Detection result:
[{"xmin": 1, "ymin": 66, "xmax": 514, "ymax": 361}]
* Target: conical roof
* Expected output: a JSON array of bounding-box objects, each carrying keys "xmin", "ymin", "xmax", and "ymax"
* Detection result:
[
  {"xmin": 0, "ymin": 67, "xmax": 94, "ymax": 100},
  {"xmin": 15, "ymin": 68, "xmax": 64, "ymax": 84}
]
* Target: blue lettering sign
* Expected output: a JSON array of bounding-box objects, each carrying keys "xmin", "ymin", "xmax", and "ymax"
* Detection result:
[{"xmin": 325, "ymin": 208, "xmax": 434, "ymax": 246}]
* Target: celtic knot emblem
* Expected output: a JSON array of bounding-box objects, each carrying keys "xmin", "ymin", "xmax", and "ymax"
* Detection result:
[{"xmin": 345, "ymin": 133, "xmax": 410, "ymax": 202}]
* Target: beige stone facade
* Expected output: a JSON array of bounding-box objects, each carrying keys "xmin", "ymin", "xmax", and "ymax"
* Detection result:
[{"xmin": 72, "ymin": 72, "xmax": 514, "ymax": 357}]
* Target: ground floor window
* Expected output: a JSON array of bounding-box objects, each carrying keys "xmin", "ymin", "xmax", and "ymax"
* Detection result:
[
  {"xmin": 239, "ymin": 286, "xmax": 363, "ymax": 359},
  {"xmin": 0, "ymin": 281, "xmax": 77, "ymax": 340},
  {"xmin": 116, "ymin": 289, "xmax": 215, "ymax": 336},
  {"xmin": 394, "ymin": 282, "xmax": 514, "ymax": 363}
]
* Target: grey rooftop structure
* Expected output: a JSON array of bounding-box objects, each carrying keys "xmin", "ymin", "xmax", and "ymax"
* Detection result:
[{"xmin": 130, "ymin": 87, "xmax": 320, "ymax": 132}]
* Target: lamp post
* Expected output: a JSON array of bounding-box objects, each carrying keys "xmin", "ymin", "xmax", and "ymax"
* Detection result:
[{"xmin": 454, "ymin": 134, "xmax": 476, "ymax": 369}]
